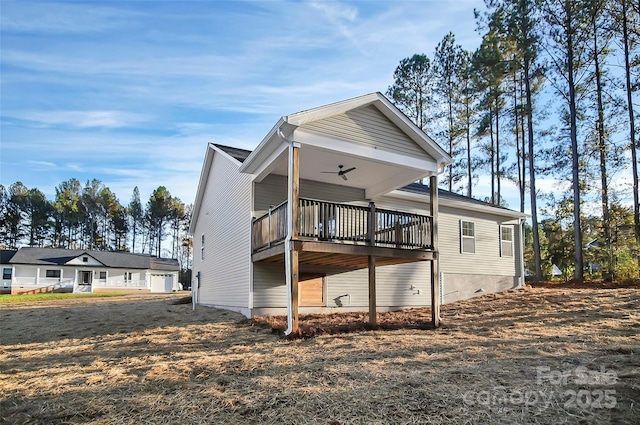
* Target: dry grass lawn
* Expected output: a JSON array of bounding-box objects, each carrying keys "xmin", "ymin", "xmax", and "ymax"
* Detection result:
[{"xmin": 1, "ymin": 284, "xmax": 638, "ymax": 424}]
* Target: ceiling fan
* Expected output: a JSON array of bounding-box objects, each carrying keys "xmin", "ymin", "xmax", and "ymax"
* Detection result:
[{"xmin": 321, "ymin": 164, "xmax": 356, "ymax": 181}]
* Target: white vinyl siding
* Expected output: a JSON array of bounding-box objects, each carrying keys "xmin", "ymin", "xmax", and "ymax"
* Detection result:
[
  {"xmin": 253, "ymin": 262, "xmax": 432, "ymax": 308},
  {"xmin": 460, "ymin": 220, "xmax": 475, "ymax": 254},
  {"xmin": 375, "ymin": 195, "xmax": 519, "ymax": 276},
  {"xmin": 300, "ymin": 105, "xmax": 435, "ymax": 161},
  {"xmin": 193, "ymin": 151, "xmax": 252, "ymax": 308},
  {"xmin": 438, "ymin": 206, "xmax": 517, "ymax": 276},
  {"xmin": 500, "ymin": 226, "xmax": 513, "ymax": 257},
  {"xmin": 254, "ymin": 174, "xmax": 367, "ymax": 217},
  {"xmin": 326, "ymin": 262, "xmax": 432, "ymax": 307}
]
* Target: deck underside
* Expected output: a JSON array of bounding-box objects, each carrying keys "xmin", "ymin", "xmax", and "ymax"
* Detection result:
[{"xmin": 253, "ymin": 240, "xmax": 434, "ymax": 271}]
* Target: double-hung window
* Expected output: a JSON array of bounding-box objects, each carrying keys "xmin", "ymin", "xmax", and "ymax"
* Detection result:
[
  {"xmin": 460, "ymin": 220, "xmax": 475, "ymax": 254},
  {"xmin": 500, "ymin": 226, "xmax": 513, "ymax": 257}
]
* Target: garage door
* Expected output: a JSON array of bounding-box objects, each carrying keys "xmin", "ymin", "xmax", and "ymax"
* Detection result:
[{"xmin": 151, "ymin": 274, "xmax": 174, "ymax": 293}]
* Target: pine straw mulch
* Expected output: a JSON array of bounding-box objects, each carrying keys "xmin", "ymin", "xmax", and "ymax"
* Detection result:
[{"xmin": 1, "ymin": 285, "xmax": 639, "ymax": 425}]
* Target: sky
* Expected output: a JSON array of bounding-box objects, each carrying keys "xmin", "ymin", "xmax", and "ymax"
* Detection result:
[{"xmin": 1, "ymin": 0, "xmax": 544, "ymax": 211}]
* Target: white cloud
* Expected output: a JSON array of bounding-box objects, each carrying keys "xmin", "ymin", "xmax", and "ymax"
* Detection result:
[
  {"xmin": 17, "ymin": 111, "xmax": 152, "ymax": 129},
  {"xmin": 26, "ymin": 160, "xmax": 56, "ymax": 168},
  {"xmin": 0, "ymin": 2, "xmax": 136, "ymax": 34}
]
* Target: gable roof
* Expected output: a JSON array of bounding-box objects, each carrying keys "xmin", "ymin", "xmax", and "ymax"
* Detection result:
[
  {"xmin": 189, "ymin": 142, "xmax": 253, "ymax": 234},
  {"xmin": 8, "ymin": 248, "xmax": 179, "ymax": 271},
  {"xmin": 1, "ymin": 250, "xmax": 17, "ymax": 264},
  {"xmin": 239, "ymin": 92, "xmax": 452, "ymax": 176},
  {"xmin": 213, "ymin": 144, "xmax": 251, "ymax": 163}
]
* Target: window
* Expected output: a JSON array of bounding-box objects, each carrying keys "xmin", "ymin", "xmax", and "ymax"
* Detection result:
[
  {"xmin": 2, "ymin": 268, "xmax": 11, "ymax": 280},
  {"xmin": 460, "ymin": 220, "xmax": 475, "ymax": 254},
  {"xmin": 45, "ymin": 270, "xmax": 61, "ymax": 278},
  {"xmin": 500, "ymin": 226, "xmax": 513, "ymax": 257},
  {"xmin": 124, "ymin": 272, "xmax": 132, "ymax": 282},
  {"xmin": 99, "ymin": 271, "xmax": 107, "ymax": 281},
  {"xmin": 82, "ymin": 257, "xmax": 88, "ymax": 263},
  {"xmin": 201, "ymin": 234, "xmax": 205, "ymax": 260}
]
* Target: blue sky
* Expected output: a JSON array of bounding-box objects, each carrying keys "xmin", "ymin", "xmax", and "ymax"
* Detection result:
[{"xmin": 2, "ymin": 0, "xmax": 518, "ymax": 208}]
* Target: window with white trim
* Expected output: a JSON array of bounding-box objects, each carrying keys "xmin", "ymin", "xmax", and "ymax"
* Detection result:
[
  {"xmin": 124, "ymin": 272, "xmax": 132, "ymax": 282},
  {"xmin": 3, "ymin": 268, "xmax": 12, "ymax": 280},
  {"xmin": 460, "ymin": 220, "xmax": 475, "ymax": 254},
  {"xmin": 500, "ymin": 226, "xmax": 513, "ymax": 257},
  {"xmin": 45, "ymin": 269, "xmax": 61, "ymax": 278},
  {"xmin": 201, "ymin": 234, "xmax": 205, "ymax": 260},
  {"xmin": 99, "ymin": 271, "xmax": 107, "ymax": 281}
]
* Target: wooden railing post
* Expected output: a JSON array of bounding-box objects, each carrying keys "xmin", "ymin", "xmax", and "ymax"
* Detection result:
[
  {"xmin": 267, "ymin": 206, "xmax": 272, "ymax": 248},
  {"xmin": 368, "ymin": 201, "xmax": 376, "ymax": 246}
]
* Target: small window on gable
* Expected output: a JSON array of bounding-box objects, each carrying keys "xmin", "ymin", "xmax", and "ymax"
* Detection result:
[
  {"xmin": 3, "ymin": 268, "xmax": 12, "ymax": 280},
  {"xmin": 501, "ymin": 226, "xmax": 513, "ymax": 257},
  {"xmin": 45, "ymin": 270, "xmax": 61, "ymax": 278},
  {"xmin": 201, "ymin": 234, "xmax": 205, "ymax": 261},
  {"xmin": 82, "ymin": 257, "xmax": 88, "ymax": 263},
  {"xmin": 460, "ymin": 220, "xmax": 475, "ymax": 254}
]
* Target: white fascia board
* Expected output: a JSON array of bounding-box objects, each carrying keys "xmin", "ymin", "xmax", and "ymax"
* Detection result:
[
  {"xmin": 252, "ymin": 141, "xmax": 288, "ymax": 183},
  {"xmin": 285, "ymin": 93, "xmax": 379, "ymax": 126},
  {"xmin": 189, "ymin": 143, "xmax": 216, "ymax": 234},
  {"xmin": 386, "ymin": 189, "xmax": 529, "ymax": 220},
  {"xmin": 239, "ymin": 118, "xmax": 288, "ymax": 174},
  {"xmin": 293, "ymin": 128, "xmax": 439, "ymax": 172},
  {"xmin": 190, "ymin": 143, "xmax": 246, "ymax": 234},
  {"xmin": 211, "ymin": 144, "xmax": 244, "ymax": 167}
]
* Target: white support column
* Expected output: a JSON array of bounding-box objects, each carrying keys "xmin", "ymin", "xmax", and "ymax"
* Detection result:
[
  {"xmin": 430, "ymin": 175, "xmax": 441, "ymax": 328},
  {"xmin": 36, "ymin": 267, "xmax": 40, "ymax": 285},
  {"xmin": 519, "ymin": 218, "xmax": 526, "ymax": 287},
  {"xmin": 284, "ymin": 139, "xmax": 301, "ymax": 336},
  {"xmin": 60, "ymin": 268, "xmax": 64, "ymax": 282}
]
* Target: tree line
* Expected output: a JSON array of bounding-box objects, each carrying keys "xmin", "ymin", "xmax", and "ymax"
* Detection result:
[
  {"xmin": 0, "ymin": 180, "xmax": 192, "ymax": 279},
  {"xmin": 387, "ymin": 0, "xmax": 639, "ymax": 280}
]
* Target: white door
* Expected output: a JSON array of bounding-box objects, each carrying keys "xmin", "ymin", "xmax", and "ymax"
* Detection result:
[{"xmin": 74, "ymin": 270, "xmax": 93, "ymax": 293}]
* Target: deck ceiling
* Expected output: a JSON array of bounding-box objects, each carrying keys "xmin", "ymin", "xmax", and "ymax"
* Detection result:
[{"xmin": 264, "ymin": 143, "xmax": 434, "ymax": 199}]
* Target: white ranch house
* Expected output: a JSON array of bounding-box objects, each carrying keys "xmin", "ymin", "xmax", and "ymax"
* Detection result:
[
  {"xmin": 189, "ymin": 92, "xmax": 527, "ymax": 335},
  {"xmin": 1, "ymin": 248, "xmax": 180, "ymax": 295}
]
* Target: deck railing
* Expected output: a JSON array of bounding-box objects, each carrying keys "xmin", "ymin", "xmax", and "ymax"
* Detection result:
[
  {"xmin": 252, "ymin": 201, "xmax": 288, "ymax": 252},
  {"xmin": 251, "ymin": 198, "xmax": 433, "ymax": 253}
]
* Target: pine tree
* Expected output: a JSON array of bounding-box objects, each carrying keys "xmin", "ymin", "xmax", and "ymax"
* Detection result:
[{"xmin": 386, "ymin": 54, "xmax": 434, "ymax": 132}]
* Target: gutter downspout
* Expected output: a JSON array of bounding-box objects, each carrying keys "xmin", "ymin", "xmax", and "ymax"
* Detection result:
[
  {"xmin": 280, "ymin": 127, "xmax": 296, "ymax": 336},
  {"xmin": 519, "ymin": 217, "xmax": 526, "ymax": 287}
]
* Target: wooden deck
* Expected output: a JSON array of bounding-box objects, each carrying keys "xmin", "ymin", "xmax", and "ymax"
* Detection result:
[{"xmin": 252, "ymin": 198, "xmax": 434, "ymax": 270}]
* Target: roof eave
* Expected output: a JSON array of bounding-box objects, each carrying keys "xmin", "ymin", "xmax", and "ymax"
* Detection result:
[{"xmin": 387, "ymin": 189, "xmax": 529, "ymax": 219}]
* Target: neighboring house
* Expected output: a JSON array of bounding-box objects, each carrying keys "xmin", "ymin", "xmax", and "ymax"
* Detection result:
[
  {"xmin": 1, "ymin": 250, "xmax": 17, "ymax": 294},
  {"xmin": 2, "ymin": 247, "xmax": 180, "ymax": 295},
  {"xmin": 189, "ymin": 92, "xmax": 527, "ymax": 335}
]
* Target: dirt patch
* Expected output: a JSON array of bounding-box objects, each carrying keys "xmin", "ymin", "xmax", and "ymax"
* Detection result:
[
  {"xmin": 1, "ymin": 286, "xmax": 638, "ymax": 424},
  {"xmin": 252, "ymin": 310, "xmax": 434, "ymax": 338}
]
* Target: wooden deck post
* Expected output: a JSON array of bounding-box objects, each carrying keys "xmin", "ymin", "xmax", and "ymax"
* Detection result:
[
  {"xmin": 368, "ymin": 201, "xmax": 377, "ymax": 326},
  {"xmin": 430, "ymin": 175, "xmax": 441, "ymax": 327},
  {"xmin": 368, "ymin": 255, "xmax": 376, "ymax": 326},
  {"xmin": 290, "ymin": 143, "xmax": 300, "ymax": 334}
]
